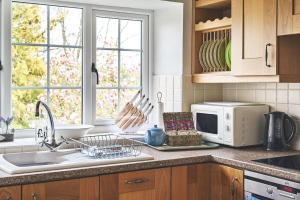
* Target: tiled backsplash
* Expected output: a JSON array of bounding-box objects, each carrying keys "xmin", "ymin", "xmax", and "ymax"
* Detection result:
[
  {"xmin": 223, "ymin": 83, "xmax": 300, "ymax": 150},
  {"xmin": 151, "ymin": 75, "xmax": 223, "ymax": 123}
]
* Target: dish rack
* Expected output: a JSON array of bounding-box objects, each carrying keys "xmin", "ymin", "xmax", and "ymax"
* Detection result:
[{"xmin": 69, "ymin": 134, "xmax": 143, "ymax": 159}]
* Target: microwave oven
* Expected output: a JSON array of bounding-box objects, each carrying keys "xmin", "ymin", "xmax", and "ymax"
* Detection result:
[{"xmin": 191, "ymin": 102, "xmax": 269, "ymax": 147}]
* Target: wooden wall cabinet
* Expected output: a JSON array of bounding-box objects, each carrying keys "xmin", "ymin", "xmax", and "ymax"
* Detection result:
[
  {"xmin": 278, "ymin": 0, "xmax": 300, "ymax": 35},
  {"xmin": 232, "ymin": 0, "xmax": 277, "ymax": 76},
  {"xmin": 100, "ymin": 168, "xmax": 171, "ymax": 200},
  {"xmin": 171, "ymin": 164, "xmax": 243, "ymax": 200},
  {"xmin": 22, "ymin": 177, "xmax": 99, "ymax": 200},
  {"xmin": 0, "ymin": 186, "xmax": 21, "ymax": 200}
]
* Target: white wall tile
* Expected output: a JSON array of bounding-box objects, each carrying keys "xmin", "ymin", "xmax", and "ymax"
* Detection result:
[
  {"xmin": 255, "ymin": 90, "xmax": 266, "ymax": 103},
  {"xmin": 255, "ymin": 83, "xmax": 266, "ymax": 90},
  {"xmin": 277, "ymin": 83, "xmax": 288, "ymax": 90},
  {"xmin": 237, "ymin": 90, "xmax": 255, "ymax": 102},
  {"xmin": 289, "ymin": 90, "xmax": 300, "ymax": 104},
  {"xmin": 266, "ymin": 90, "xmax": 277, "ymax": 103},
  {"xmin": 223, "ymin": 83, "xmax": 236, "ymax": 89},
  {"xmin": 277, "ymin": 90, "xmax": 288, "ymax": 104},
  {"xmin": 194, "ymin": 90, "xmax": 204, "ymax": 103},
  {"xmin": 289, "ymin": 83, "xmax": 300, "ymax": 90},
  {"xmin": 223, "ymin": 89, "xmax": 237, "ymax": 101},
  {"xmin": 173, "ymin": 75, "xmax": 182, "ymax": 90},
  {"xmin": 266, "ymin": 83, "xmax": 277, "ymax": 89},
  {"xmin": 174, "ymin": 89, "xmax": 183, "ymax": 102},
  {"xmin": 276, "ymin": 103, "xmax": 288, "ymax": 113},
  {"xmin": 166, "ymin": 76, "xmax": 174, "ymax": 102},
  {"xmin": 288, "ymin": 104, "xmax": 300, "ymax": 119},
  {"xmin": 174, "ymin": 102, "xmax": 182, "ymax": 112}
]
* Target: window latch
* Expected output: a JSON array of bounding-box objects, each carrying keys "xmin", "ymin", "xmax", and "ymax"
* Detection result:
[
  {"xmin": 91, "ymin": 63, "xmax": 99, "ymax": 85},
  {"xmin": 0, "ymin": 60, "xmax": 3, "ymax": 71}
]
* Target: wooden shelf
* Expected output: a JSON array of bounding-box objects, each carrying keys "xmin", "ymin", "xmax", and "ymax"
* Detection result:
[
  {"xmin": 192, "ymin": 73, "xmax": 281, "ymax": 83},
  {"xmin": 196, "ymin": 0, "xmax": 231, "ymax": 9},
  {"xmin": 195, "ymin": 17, "xmax": 231, "ymax": 32}
]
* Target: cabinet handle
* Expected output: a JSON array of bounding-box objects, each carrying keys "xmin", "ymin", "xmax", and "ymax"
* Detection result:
[
  {"xmin": 231, "ymin": 177, "xmax": 238, "ymax": 200},
  {"xmin": 32, "ymin": 193, "xmax": 38, "ymax": 200},
  {"xmin": 265, "ymin": 43, "xmax": 272, "ymax": 67},
  {"xmin": 125, "ymin": 178, "xmax": 148, "ymax": 185},
  {"xmin": 6, "ymin": 195, "xmax": 12, "ymax": 200}
]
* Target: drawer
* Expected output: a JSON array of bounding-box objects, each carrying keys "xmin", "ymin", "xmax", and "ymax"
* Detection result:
[{"xmin": 119, "ymin": 169, "xmax": 156, "ymax": 193}]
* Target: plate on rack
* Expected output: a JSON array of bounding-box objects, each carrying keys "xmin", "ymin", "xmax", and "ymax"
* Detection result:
[
  {"xmin": 199, "ymin": 41, "xmax": 207, "ymax": 72},
  {"xmin": 205, "ymin": 40, "xmax": 214, "ymax": 72},
  {"xmin": 201, "ymin": 40, "xmax": 210, "ymax": 72}
]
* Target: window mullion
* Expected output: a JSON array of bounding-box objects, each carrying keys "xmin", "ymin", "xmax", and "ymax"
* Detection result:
[
  {"xmin": 117, "ymin": 19, "xmax": 121, "ymax": 112},
  {"xmin": 46, "ymin": 5, "xmax": 51, "ymax": 107}
]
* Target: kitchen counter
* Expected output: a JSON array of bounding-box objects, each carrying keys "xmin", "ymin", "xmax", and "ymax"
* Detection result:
[{"xmin": 0, "ymin": 146, "xmax": 299, "ymax": 186}]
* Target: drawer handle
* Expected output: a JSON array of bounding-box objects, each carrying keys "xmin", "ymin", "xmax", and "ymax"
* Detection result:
[
  {"xmin": 265, "ymin": 43, "xmax": 272, "ymax": 67},
  {"xmin": 126, "ymin": 178, "xmax": 148, "ymax": 185}
]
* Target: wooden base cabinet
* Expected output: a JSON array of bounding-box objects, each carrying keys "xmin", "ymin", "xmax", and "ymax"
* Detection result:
[
  {"xmin": 100, "ymin": 168, "xmax": 171, "ymax": 200},
  {"xmin": 210, "ymin": 164, "xmax": 244, "ymax": 200},
  {"xmin": 171, "ymin": 164, "xmax": 243, "ymax": 200},
  {"xmin": 171, "ymin": 164, "xmax": 211, "ymax": 200},
  {"xmin": 0, "ymin": 186, "xmax": 21, "ymax": 200},
  {"xmin": 22, "ymin": 177, "xmax": 99, "ymax": 200}
]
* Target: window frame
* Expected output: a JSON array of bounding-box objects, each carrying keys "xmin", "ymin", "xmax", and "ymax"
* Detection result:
[
  {"xmin": 91, "ymin": 10, "xmax": 149, "ymax": 125},
  {"xmin": 0, "ymin": 0, "xmax": 153, "ymax": 135}
]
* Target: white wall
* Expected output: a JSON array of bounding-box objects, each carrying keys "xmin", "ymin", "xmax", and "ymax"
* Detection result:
[{"xmin": 153, "ymin": 5, "xmax": 183, "ymax": 75}]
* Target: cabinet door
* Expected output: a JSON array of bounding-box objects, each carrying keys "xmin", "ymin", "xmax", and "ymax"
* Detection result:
[
  {"xmin": 100, "ymin": 168, "xmax": 170, "ymax": 200},
  {"xmin": 210, "ymin": 164, "xmax": 244, "ymax": 200},
  {"xmin": 0, "ymin": 186, "xmax": 21, "ymax": 200},
  {"xmin": 22, "ymin": 177, "xmax": 99, "ymax": 200},
  {"xmin": 232, "ymin": 0, "xmax": 277, "ymax": 76},
  {"xmin": 171, "ymin": 164, "xmax": 210, "ymax": 200},
  {"xmin": 278, "ymin": 0, "xmax": 300, "ymax": 35}
]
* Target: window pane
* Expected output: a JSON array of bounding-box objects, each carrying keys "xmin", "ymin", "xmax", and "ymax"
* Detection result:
[
  {"xmin": 50, "ymin": 47, "xmax": 82, "ymax": 87},
  {"xmin": 96, "ymin": 17, "xmax": 118, "ymax": 48},
  {"xmin": 12, "ymin": 45, "xmax": 47, "ymax": 87},
  {"xmin": 50, "ymin": 89, "xmax": 82, "ymax": 124},
  {"xmin": 120, "ymin": 89, "xmax": 140, "ymax": 109},
  {"xmin": 120, "ymin": 20, "xmax": 141, "ymax": 49},
  {"xmin": 12, "ymin": 89, "xmax": 47, "ymax": 129},
  {"xmin": 12, "ymin": 3, "xmax": 47, "ymax": 44},
  {"xmin": 96, "ymin": 50, "xmax": 118, "ymax": 87},
  {"xmin": 120, "ymin": 51, "xmax": 141, "ymax": 87},
  {"xmin": 50, "ymin": 6, "xmax": 82, "ymax": 46},
  {"xmin": 96, "ymin": 89, "xmax": 118, "ymax": 119}
]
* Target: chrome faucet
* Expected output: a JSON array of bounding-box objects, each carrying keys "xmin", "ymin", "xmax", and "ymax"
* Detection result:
[{"xmin": 35, "ymin": 101, "xmax": 67, "ymax": 152}]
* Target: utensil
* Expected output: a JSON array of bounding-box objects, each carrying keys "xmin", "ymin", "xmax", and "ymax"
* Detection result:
[
  {"xmin": 117, "ymin": 95, "xmax": 145, "ymax": 126},
  {"xmin": 115, "ymin": 90, "xmax": 141, "ymax": 123},
  {"xmin": 126, "ymin": 103, "xmax": 152, "ymax": 129},
  {"xmin": 120, "ymin": 98, "xmax": 149, "ymax": 130}
]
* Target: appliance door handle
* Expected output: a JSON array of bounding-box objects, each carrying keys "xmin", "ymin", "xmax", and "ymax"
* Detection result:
[
  {"xmin": 265, "ymin": 43, "xmax": 272, "ymax": 67},
  {"xmin": 231, "ymin": 177, "xmax": 238, "ymax": 200},
  {"xmin": 91, "ymin": 63, "xmax": 99, "ymax": 85},
  {"xmin": 284, "ymin": 115, "xmax": 296, "ymax": 144},
  {"xmin": 279, "ymin": 192, "xmax": 295, "ymax": 199}
]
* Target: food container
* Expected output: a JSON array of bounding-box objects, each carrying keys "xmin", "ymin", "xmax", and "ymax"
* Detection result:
[{"xmin": 166, "ymin": 130, "xmax": 202, "ymax": 146}]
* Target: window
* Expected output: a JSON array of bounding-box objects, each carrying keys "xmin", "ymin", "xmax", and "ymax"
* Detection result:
[
  {"xmin": 1, "ymin": 1, "xmax": 150, "ymax": 131},
  {"xmin": 92, "ymin": 11, "xmax": 148, "ymax": 123},
  {"xmin": 11, "ymin": 2, "xmax": 83, "ymax": 128}
]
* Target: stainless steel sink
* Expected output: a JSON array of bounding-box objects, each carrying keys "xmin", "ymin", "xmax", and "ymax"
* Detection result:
[{"xmin": 0, "ymin": 149, "xmax": 153, "ymax": 174}]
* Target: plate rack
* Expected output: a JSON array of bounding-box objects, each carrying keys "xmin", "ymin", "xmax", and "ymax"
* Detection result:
[
  {"xmin": 199, "ymin": 28, "xmax": 231, "ymax": 73},
  {"xmin": 192, "ymin": 0, "xmax": 232, "ymax": 75}
]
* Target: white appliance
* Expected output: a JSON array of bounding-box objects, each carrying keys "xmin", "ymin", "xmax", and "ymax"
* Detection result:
[{"xmin": 191, "ymin": 102, "xmax": 269, "ymax": 147}]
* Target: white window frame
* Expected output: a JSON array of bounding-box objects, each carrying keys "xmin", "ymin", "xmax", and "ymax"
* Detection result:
[
  {"xmin": 0, "ymin": 0, "xmax": 153, "ymax": 136},
  {"xmin": 91, "ymin": 10, "xmax": 149, "ymax": 125}
]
